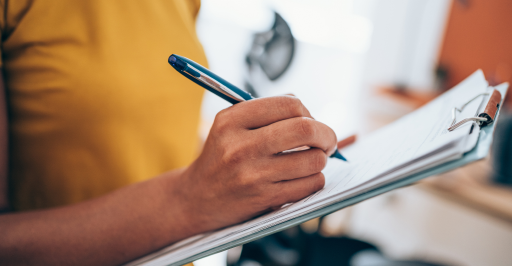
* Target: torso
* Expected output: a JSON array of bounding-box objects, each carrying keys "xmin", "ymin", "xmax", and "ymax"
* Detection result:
[{"xmin": 0, "ymin": 0, "xmax": 207, "ymax": 210}]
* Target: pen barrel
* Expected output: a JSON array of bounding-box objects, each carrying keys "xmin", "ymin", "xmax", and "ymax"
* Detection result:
[{"xmin": 169, "ymin": 54, "xmax": 254, "ymax": 105}]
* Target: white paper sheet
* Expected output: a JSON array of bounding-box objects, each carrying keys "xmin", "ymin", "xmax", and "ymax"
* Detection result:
[{"xmin": 128, "ymin": 70, "xmax": 491, "ymax": 266}]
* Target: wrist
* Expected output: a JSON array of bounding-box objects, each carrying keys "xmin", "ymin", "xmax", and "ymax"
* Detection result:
[{"xmin": 159, "ymin": 167, "xmax": 208, "ymax": 240}]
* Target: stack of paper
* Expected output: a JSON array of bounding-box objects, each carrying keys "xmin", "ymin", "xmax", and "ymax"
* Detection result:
[{"xmin": 128, "ymin": 70, "xmax": 507, "ymax": 266}]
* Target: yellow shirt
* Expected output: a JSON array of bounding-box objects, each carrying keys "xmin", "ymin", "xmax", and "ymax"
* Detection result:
[{"xmin": 0, "ymin": 0, "xmax": 207, "ymax": 211}]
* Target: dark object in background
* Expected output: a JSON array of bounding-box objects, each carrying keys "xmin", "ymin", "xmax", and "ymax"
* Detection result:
[
  {"xmin": 245, "ymin": 12, "xmax": 295, "ymax": 97},
  {"xmin": 231, "ymin": 226, "xmax": 449, "ymax": 266},
  {"xmin": 492, "ymin": 113, "xmax": 512, "ymax": 186},
  {"xmin": 434, "ymin": 65, "xmax": 450, "ymax": 91},
  {"xmin": 350, "ymin": 250, "xmax": 447, "ymax": 266},
  {"xmin": 301, "ymin": 235, "xmax": 376, "ymax": 266},
  {"xmin": 232, "ymin": 226, "xmax": 377, "ymax": 266}
]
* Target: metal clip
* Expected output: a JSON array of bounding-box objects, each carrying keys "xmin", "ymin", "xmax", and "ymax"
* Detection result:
[
  {"xmin": 447, "ymin": 93, "xmax": 489, "ymax": 131},
  {"xmin": 448, "ymin": 89, "xmax": 502, "ymax": 132}
]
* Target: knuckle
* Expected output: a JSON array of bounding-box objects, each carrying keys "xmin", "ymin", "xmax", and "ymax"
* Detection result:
[
  {"xmin": 235, "ymin": 175, "xmax": 253, "ymax": 189},
  {"xmin": 267, "ymin": 192, "xmax": 286, "ymax": 207},
  {"xmin": 265, "ymin": 197, "xmax": 280, "ymax": 210},
  {"xmin": 286, "ymin": 96, "xmax": 304, "ymax": 117},
  {"xmin": 312, "ymin": 173, "xmax": 326, "ymax": 191},
  {"xmin": 234, "ymin": 174, "xmax": 262, "ymax": 196},
  {"xmin": 212, "ymin": 109, "xmax": 232, "ymax": 133},
  {"xmin": 215, "ymin": 108, "xmax": 230, "ymax": 121},
  {"xmin": 308, "ymin": 150, "xmax": 327, "ymax": 172},
  {"xmin": 275, "ymin": 96, "xmax": 304, "ymax": 117},
  {"xmin": 298, "ymin": 117, "xmax": 316, "ymax": 138},
  {"xmin": 221, "ymin": 146, "xmax": 246, "ymax": 166},
  {"xmin": 243, "ymin": 181, "xmax": 274, "ymax": 206}
]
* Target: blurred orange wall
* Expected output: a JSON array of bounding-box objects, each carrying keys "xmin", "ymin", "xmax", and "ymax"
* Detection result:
[{"xmin": 438, "ymin": 0, "xmax": 512, "ymax": 93}]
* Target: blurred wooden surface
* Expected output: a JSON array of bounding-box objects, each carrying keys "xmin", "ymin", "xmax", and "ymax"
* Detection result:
[
  {"xmin": 422, "ymin": 158, "xmax": 512, "ymax": 224},
  {"xmin": 376, "ymin": 86, "xmax": 439, "ymax": 109}
]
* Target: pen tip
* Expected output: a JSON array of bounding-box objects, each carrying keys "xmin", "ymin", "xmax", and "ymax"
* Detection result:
[
  {"xmin": 168, "ymin": 55, "xmax": 187, "ymax": 71},
  {"xmin": 331, "ymin": 149, "xmax": 348, "ymax": 162},
  {"xmin": 169, "ymin": 55, "xmax": 177, "ymax": 65}
]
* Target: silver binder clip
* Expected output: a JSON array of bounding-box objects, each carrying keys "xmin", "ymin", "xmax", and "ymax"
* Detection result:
[{"xmin": 448, "ymin": 89, "xmax": 502, "ymax": 131}]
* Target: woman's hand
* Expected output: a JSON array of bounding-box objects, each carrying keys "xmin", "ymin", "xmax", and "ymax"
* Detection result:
[{"xmin": 172, "ymin": 96, "xmax": 339, "ymax": 234}]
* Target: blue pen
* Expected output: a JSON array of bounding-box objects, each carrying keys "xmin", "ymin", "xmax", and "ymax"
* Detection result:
[{"xmin": 168, "ymin": 54, "xmax": 347, "ymax": 161}]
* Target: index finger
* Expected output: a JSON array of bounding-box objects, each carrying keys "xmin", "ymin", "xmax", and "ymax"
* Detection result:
[{"xmin": 228, "ymin": 96, "xmax": 313, "ymax": 129}]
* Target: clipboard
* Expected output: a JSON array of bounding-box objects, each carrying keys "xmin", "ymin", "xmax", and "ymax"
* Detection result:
[
  {"xmin": 130, "ymin": 73, "xmax": 508, "ymax": 266},
  {"xmin": 161, "ymin": 84, "xmax": 508, "ymax": 266}
]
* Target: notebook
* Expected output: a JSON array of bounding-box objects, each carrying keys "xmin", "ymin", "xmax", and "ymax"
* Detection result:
[{"xmin": 127, "ymin": 70, "xmax": 508, "ymax": 266}]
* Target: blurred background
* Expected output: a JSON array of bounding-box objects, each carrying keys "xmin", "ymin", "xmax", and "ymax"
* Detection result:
[{"xmin": 193, "ymin": 0, "xmax": 512, "ymax": 265}]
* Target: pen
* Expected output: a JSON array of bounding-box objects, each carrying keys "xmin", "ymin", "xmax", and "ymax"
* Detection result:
[{"xmin": 168, "ymin": 54, "xmax": 347, "ymax": 161}]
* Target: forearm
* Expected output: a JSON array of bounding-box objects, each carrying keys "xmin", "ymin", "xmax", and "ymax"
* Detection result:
[{"xmin": 0, "ymin": 168, "xmax": 196, "ymax": 266}]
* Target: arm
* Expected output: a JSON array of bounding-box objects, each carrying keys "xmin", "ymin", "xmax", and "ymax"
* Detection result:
[
  {"xmin": 0, "ymin": 170, "xmax": 194, "ymax": 265},
  {"xmin": 0, "ymin": 90, "xmax": 340, "ymax": 265}
]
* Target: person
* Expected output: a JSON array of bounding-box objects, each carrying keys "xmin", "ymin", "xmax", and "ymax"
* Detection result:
[{"xmin": 0, "ymin": 1, "xmax": 354, "ymax": 265}]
